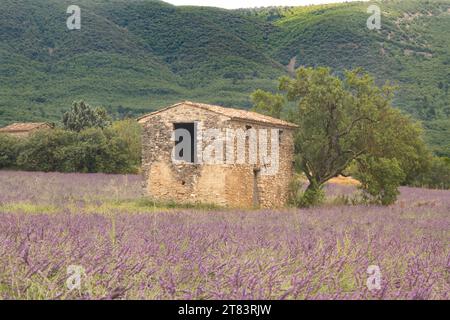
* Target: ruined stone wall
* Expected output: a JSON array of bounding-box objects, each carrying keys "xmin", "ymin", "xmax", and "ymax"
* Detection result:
[
  {"xmin": 140, "ymin": 104, "xmax": 295, "ymax": 208},
  {"xmin": 140, "ymin": 104, "xmax": 232, "ymax": 206},
  {"xmin": 224, "ymin": 120, "xmax": 295, "ymax": 208},
  {"xmin": 2, "ymin": 130, "xmax": 41, "ymax": 138},
  {"xmin": 258, "ymin": 128, "xmax": 295, "ymax": 208}
]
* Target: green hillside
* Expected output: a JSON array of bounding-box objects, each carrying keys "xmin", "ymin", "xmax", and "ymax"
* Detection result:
[{"xmin": 0, "ymin": 0, "xmax": 449, "ymax": 155}]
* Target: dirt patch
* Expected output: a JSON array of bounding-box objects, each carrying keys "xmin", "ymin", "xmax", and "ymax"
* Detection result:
[
  {"xmin": 287, "ymin": 56, "xmax": 297, "ymax": 75},
  {"xmin": 404, "ymin": 49, "xmax": 432, "ymax": 58},
  {"xmin": 328, "ymin": 175, "xmax": 361, "ymax": 186}
]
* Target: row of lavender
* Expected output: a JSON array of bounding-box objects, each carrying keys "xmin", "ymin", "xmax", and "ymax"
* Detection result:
[{"xmin": 0, "ymin": 171, "xmax": 448, "ymax": 299}]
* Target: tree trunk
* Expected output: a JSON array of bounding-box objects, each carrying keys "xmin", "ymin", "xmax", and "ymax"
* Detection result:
[
  {"xmin": 306, "ymin": 179, "xmax": 321, "ymax": 193},
  {"xmin": 302, "ymin": 179, "xmax": 324, "ymax": 207}
]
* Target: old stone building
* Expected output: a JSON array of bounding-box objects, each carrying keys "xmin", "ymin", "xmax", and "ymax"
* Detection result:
[
  {"xmin": 138, "ymin": 101, "xmax": 298, "ymax": 208},
  {"xmin": 0, "ymin": 122, "xmax": 54, "ymax": 137}
]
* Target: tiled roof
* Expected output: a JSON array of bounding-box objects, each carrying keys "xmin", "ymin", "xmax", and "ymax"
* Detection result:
[
  {"xmin": 137, "ymin": 101, "xmax": 298, "ymax": 128},
  {"xmin": 0, "ymin": 122, "xmax": 52, "ymax": 132}
]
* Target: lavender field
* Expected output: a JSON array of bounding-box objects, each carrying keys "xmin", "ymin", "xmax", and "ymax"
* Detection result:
[{"xmin": 0, "ymin": 171, "xmax": 448, "ymax": 300}]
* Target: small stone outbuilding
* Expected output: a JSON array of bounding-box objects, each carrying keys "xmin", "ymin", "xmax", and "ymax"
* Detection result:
[
  {"xmin": 138, "ymin": 101, "xmax": 298, "ymax": 208},
  {"xmin": 0, "ymin": 122, "xmax": 53, "ymax": 137}
]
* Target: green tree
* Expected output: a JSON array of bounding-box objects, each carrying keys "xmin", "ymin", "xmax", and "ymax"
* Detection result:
[
  {"xmin": 356, "ymin": 157, "xmax": 406, "ymax": 205},
  {"xmin": 253, "ymin": 67, "xmax": 429, "ymax": 206},
  {"xmin": 110, "ymin": 119, "xmax": 142, "ymax": 168},
  {"xmin": 411, "ymin": 157, "xmax": 450, "ymax": 189},
  {"xmin": 16, "ymin": 129, "xmax": 77, "ymax": 172},
  {"xmin": 0, "ymin": 134, "xmax": 19, "ymax": 169},
  {"xmin": 251, "ymin": 89, "xmax": 284, "ymax": 118},
  {"xmin": 62, "ymin": 100, "xmax": 111, "ymax": 132},
  {"xmin": 364, "ymin": 108, "xmax": 431, "ymax": 185},
  {"xmin": 15, "ymin": 126, "xmax": 138, "ymax": 174}
]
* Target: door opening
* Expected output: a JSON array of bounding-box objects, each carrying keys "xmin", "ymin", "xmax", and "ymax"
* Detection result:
[
  {"xmin": 253, "ymin": 168, "xmax": 260, "ymax": 207},
  {"xmin": 174, "ymin": 122, "xmax": 196, "ymax": 163}
]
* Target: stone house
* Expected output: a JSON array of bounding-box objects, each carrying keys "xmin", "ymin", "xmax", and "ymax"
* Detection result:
[
  {"xmin": 0, "ymin": 122, "xmax": 54, "ymax": 137},
  {"xmin": 137, "ymin": 101, "xmax": 298, "ymax": 208}
]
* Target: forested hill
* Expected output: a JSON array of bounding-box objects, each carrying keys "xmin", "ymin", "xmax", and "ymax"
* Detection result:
[{"xmin": 0, "ymin": 0, "xmax": 449, "ymax": 155}]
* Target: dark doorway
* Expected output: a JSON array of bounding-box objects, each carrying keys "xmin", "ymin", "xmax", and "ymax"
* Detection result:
[
  {"xmin": 174, "ymin": 123, "xmax": 196, "ymax": 163},
  {"xmin": 253, "ymin": 168, "xmax": 260, "ymax": 207}
]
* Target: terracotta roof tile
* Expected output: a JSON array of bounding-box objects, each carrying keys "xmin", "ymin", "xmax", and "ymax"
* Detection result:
[
  {"xmin": 0, "ymin": 122, "xmax": 52, "ymax": 132},
  {"xmin": 138, "ymin": 101, "xmax": 298, "ymax": 128}
]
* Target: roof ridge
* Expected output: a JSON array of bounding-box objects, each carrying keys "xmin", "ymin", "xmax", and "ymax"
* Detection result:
[
  {"xmin": 137, "ymin": 101, "xmax": 298, "ymax": 128},
  {"xmin": 0, "ymin": 122, "xmax": 52, "ymax": 132}
]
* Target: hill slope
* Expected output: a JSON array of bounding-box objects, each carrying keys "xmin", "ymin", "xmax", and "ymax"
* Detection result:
[{"xmin": 0, "ymin": 0, "xmax": 449, "ymax": 155}]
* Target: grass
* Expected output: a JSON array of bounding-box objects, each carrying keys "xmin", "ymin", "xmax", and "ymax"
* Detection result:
[
  {"xmin": 0, "ymin": 203, "xmax": 59, "ymax": 215},
  {"xmin": 0, "ymin": 197, "xmax": 224, "ymax": 215}
]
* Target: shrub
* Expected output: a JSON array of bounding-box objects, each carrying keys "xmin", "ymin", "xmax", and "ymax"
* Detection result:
[
  {"xmin": 357, "ymin": 157, "xmax": 406, "ymax": 205},
  {"xmin": 298, "ymin": 186, "xmax": 325, "ymax": 208},
  {"xmin": 0, "ymin": 134, "xmax": 20, "ymax": 169},
  {"xmin": 287, "ymin": 176, "xmax": 304, "ymax": 207},
  {"xmin": 62, "ymin": 100, "xmax": 111, "ymax": 132},
  {"xmin": 15, "ymin": 125, "xmax": 140, "ymax": 174},
  {"xmin": 110, "ymin": 119, "xmax": 142, "ymax": 169},
  {"xmin": 411, "ymin": 157, "xmax": 450, "ymax": 189},
  {"xmin": 16, "ymin": 129, "xmax": 77, "ymax": 172}
]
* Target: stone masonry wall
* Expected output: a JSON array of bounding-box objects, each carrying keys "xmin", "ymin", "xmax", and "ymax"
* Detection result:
[
  {"xmin": 140, "ymin": 103, "xmax": 295, "ymax": 208},
  {"xmin": 224, "ymin": 120, "xmax": 295, "ymax": 208}
]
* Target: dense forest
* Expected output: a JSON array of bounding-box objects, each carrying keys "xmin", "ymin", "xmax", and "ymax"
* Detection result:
[{"xmin": 0, "ymin": 0, "xmax": 449, "ymax": 156}]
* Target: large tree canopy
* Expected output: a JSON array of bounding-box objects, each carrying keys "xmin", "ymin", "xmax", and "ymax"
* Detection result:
[{"xmin": 252, "ymin": 67, "xmax": 430, "ymax": 206}]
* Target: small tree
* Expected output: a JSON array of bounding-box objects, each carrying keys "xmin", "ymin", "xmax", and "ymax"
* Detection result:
[
  {"xmin": 411, "ymin": 156, "xmax": 450, "ymax": 189},
  {"xmin": 16, "ymin": 127, "xmax": 138, "ymax": 174},
  {"xmin": 251, "ymin": 89, "xmax": 284, "ymax": 118},
  {"xmin": 62, "ymin": 100, "xmax": 111, "ymax": 132},
  {"xmin": 0, "ymin": 134, "xmax": 19, "ymax": 169},
  {"xmin": 110, "ymin": 119, "xmax": 142, "ymax": 168},
  {"xmin": 356, "ymin": 157, "xmax": 406, "ymax": 205}
]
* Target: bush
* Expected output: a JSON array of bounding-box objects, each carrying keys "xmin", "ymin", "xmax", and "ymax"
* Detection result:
[
  {"xmin": 411, "ymin": 157, "xmax": 450, "ymax": 189},
  {"xmin": 0, "ymin": 134, "xmax": 20, "ymax": 169},
  {"xmin": 298, "ymin": 186, "xmax": 325, "ymax": 208},
  {"xmin": 110, "ymin": 119, "xmax": 142, "ymax": 168},
  {"xmin": 16, "ymin": 129, "xmax": 77, "ymax": 172},
  {"xmin": 288, "ymin": 175, "xmax": 325, "ymax": 208},
  {"xmin": 287, "ymin": 176, "xmax": 304, "ymax": 207},
  {"xmin": 14, "ymin": 124, "xmax": 141, "ymax": 174},
  {"xmin": 357, "ymin": 157, "xmax": 406, "ymax": 205},
  {"xmin": 62, "ymin": 100, "xmax": 111, "ymax": 132}
]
